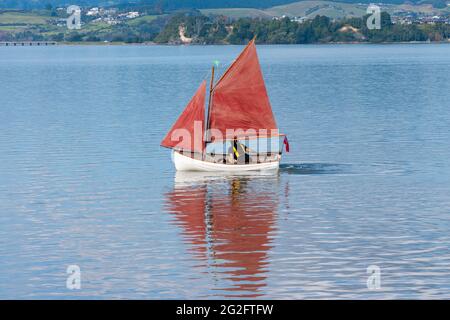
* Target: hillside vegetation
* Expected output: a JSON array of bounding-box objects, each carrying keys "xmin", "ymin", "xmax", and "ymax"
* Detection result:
[
  {"xmin": 0, "ymin": 2, "xmax": 449, "ymax": 44},
  {"xmin": 154, "ymin": 12, "xmax": 450, "ymax": 44}
]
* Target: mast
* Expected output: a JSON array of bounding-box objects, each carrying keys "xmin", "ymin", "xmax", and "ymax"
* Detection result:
[
  {"xmin": 203, "ymin": 65, "xmax": 215, "ymax": 159},
  {"xmin": 207, "ymin": 37, "xmax": 278, "ymax": 141}
]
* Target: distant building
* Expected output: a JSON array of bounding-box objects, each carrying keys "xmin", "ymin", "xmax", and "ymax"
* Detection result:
[
  {"xmin": 272, "ymin": 15, "xmax": 288, "ymax": 21},
  {"xmin": 126, "ymin": 12, "xmax": 140, "ymax": 19},
  {"xmin": 87, "ymin": 7, "xmax": 99, "ymax": 16},
  {"xmin": 292, "ymin": 16, "xmax": 308, "ymax": 23},
  {"xmin": 118, "ymin": 11, "xmax": 140, "ymax": 20},
  {"xmin": 101, "ymin": 8, "xmax": 117, "ymax": 16}
]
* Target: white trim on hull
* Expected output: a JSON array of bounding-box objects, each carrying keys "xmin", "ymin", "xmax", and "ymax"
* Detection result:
[{"xmin": 172, "ymin": 151, "xmax": 279, "ymax": 172}]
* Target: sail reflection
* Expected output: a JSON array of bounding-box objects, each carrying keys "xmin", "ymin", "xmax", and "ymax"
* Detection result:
[{"xmin": 165, "ymin": 172, "xmax": 280, "ymax": 297}]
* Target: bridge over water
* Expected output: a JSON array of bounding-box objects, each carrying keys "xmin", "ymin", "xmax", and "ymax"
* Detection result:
[{"xmin": 0, "ymin": 41, "xmax": 57, "ymax": 46}]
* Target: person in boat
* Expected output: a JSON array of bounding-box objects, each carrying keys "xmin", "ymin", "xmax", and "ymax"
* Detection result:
[{"xmin": 228, "ymin": 137, "xmax": 252, "ymax": 164}]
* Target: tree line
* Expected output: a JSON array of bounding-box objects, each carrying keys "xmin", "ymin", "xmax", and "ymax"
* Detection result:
[{"xmin": 154, "ymin": 12, "xmax": 450, "ymax": 44}]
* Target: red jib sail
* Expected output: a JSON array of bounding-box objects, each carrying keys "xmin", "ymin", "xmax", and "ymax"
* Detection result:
[
  {"xmin": 161, "ymin": 81, "xmax": 206, "ymax": 153},
  {"xmin": 209, "ymin": 39, "xmax": 278, "ymax": 140}
]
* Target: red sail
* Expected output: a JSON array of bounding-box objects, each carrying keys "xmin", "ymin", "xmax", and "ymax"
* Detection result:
[
  {"xmin": 161, "ymin": 81, "xmax": 206, "ymax": 152},
  {"xmin": 209, "ymin": 40, "xmax": 278, "ymax": 140}
]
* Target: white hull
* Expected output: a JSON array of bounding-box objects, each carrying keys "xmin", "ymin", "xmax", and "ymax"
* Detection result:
[{"xmin": 172, "ymin": 151, "xmax": 279, "ymax": 172}]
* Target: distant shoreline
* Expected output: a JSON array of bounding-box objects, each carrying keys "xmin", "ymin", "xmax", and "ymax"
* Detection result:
[
  {"xmin": 38, "ymin": 40, "xmax": 450, "ymax": 46},
  {"xmin": 2, "ymin": 40, "xmax": 449, "ymax": 47}
]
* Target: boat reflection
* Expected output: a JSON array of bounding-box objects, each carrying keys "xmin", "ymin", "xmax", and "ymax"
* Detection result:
[{"xmin": 164, "ymin": 171, "xmax": 280, "ymax": 297}]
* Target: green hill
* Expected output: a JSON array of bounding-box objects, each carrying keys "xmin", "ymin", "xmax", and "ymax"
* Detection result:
[
  {"xmin": 201, "ymin": 1, "xmax": 367, "ymax": 19},
  {"xmin": 266, "ymin": 1, "xmax": 367, "ymax": 18},
  {"xmin": 1, "ymin": 0, "xmax": 449, "ymax": 10},
  {"xmin": 201, "ymin": 1, "xmax": 449, "ymax": 19},
  {"xmin": 0, "ymin": 11, "xmax": 49, "ymax": 24},
  {"xmin": 201, "ymin": 8, "xmax": 273, "ymax": 19}
]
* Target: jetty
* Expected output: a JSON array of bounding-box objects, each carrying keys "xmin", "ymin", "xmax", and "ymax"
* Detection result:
[{"xmin": 0, "ymin": 41, "xmax": 57, "ymax": 46}]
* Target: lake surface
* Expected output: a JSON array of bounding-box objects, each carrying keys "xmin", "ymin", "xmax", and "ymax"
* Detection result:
[{"xmin": 1, "ymin": 44, "xmax": 450, "ymax": 299}]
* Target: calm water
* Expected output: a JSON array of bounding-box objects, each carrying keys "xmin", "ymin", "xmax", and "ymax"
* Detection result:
[{"xmin": 1, "ymin": 44, "xmax": 450, "ymax": 299}]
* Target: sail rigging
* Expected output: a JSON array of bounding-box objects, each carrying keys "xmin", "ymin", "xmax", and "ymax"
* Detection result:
[
  {"xmin": 207, "ymin": 39, "xmax": 278, "ymax": 140},
  {"xmin": 161, "ymin": 80, "xmax": 206, "ymax": 153}
]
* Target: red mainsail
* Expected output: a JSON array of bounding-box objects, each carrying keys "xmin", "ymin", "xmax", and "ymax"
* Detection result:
[
  {"xmin": 161, "ymin": 81, "xmax": 206, "ymax": 152},
  {"xmin": 208, "ymin": 39, "xmax": 278, "ymax": 140}
]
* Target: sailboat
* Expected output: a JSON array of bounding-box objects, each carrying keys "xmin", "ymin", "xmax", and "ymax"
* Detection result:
[{"xmin": 161, "ymin": 39, "xmax": 288, "ymax": 172}]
